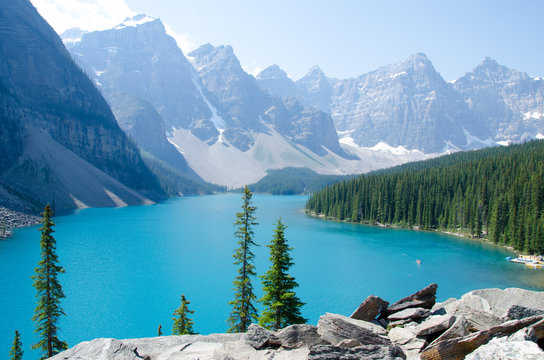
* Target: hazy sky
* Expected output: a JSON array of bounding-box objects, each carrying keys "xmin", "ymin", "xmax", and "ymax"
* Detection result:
[{"xmin": 31, "ymin": 0, "xmax": 543, "ymax": 81}]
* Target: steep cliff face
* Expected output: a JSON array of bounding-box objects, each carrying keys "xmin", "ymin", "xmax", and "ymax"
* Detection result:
[
  {"xmin": 0, "ymin": 0, "xmax": 164, "ymax": 209},
  {"xmin": 296, "ymin": 54, "xmax": 476, "ymax": 153},
  {"xmin": 454, "ymin": 57, "xmax": 544, "ymax": 143},
  {"xmin": 188, "ymin": 43, "xmax": 346, "ymax": 156},
  {"xmin": 259, "ymin": 55, "xmax": 543, "ymax": 153},
  {"xmin": 66, "ymin": 15, "xmax": 214, "ymax": 133}
]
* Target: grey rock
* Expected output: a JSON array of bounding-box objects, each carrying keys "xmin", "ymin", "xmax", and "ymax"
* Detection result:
[
  {"xmin": 277, "ymin": 324, "xmax": 328, "ymax": 349},
  {"xmin": 386, "ymin": 283, "xmax": 438, "ymax": 316},
  {"xmin": 530, "ymin": 318, "xmax": 544, "ymax": 341},
  {"xmin": 508, "ymin": 327, "xmax": 538, "ymax": 342},
  {"xmin": 244, "ymin": 324, "xmax": 281, "ymax": 349},
  {"xmin": 308, "ymin": 344, "xmax": 406, "ymax": 360},
  {"xmin": 317, "ymin": 313, "xmax": 390, "ymax": 346},
  {"xmin": 48, "ymin": 338, "xmax": 144, "ymax": 360},
  {"xmin": 414, "ymin": 314, "xmax": 456, "ymax": 337},
  {"xmin": 465, "ymin": 288, "xmax": 544, "ymax": 319},
  {"xmin": 430, "ymin": 315, "xmax": 470, "ymax": 345},
  {"xmin": 431, "ymin": 298, "xmax": 457, "ymax": 314},
  {"xmin": 464, "ymin": 311, "xmax": 503, "ymax": 332},
  {"xmin": 388, "ymin": 308, "xmax": 431, "ymax": 322},
  {"xmin": 351, "ymin": 295, "xmax": 390, "ymax": 321},
  {"xmin": 465, "ymin": 336, "xmax": 544, "ymax": 360},
  {"xmin": 421, "ymin": 315, "xmax": 544, "ymax": 360},
  {"xmin": 387, "ymin": 326, "xmax": 426, "ymax": 352},
  {"xmin": 507, "ymin": 305, "xmax": 544, "ymax": 321}
]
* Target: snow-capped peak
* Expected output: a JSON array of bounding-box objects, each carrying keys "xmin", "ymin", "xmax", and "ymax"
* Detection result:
[{"xmin": 114, "ymin": 14, "xmax": 157, "ymax": 30}]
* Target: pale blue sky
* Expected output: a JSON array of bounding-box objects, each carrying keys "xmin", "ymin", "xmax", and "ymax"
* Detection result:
[{"xmin": 34, "ymin": 0, "xmax": 544, "ymax": 81}]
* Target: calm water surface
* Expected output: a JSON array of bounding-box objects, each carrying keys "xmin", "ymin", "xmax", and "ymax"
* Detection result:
[{"xmin": 1, "ymin": 194, "xmax": 543, "ymax": 358}]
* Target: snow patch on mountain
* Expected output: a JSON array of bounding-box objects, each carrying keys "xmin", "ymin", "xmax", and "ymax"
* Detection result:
[
  {"xmin": 190, "ymin": 75, "xmax": 226, "ymax": 130},
  {"xmin": 462, "ymin": 128, "xmax": 497, "ymax": 148},
  {"xmin": 114, "ymin": 14, "xmax": 156, "ymax": 30},
  {"xmin": 338, "ymin": 131, "xmax": 425, "ymax": 155},
  {"xmin": 537, "ymin": 133, "xmax": 544, "ymax": 140},
  {"xmin": 524, "ymin": 111, "xmax": 543, "ymax": 120}
]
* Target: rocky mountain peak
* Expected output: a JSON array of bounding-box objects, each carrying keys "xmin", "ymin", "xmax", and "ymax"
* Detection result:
[
  {"xmin": 470, "ymin": 57, "xmax": 512, "ymax": 80},
  {"xmin": 114, "ymin": 14, "xmax": 161, "ymax": 30},
  {"xmin": 188, "ymin": 44, "xmax": 239, "ymax": 71},
  {"xmin": 256, "ymin": 64, "xmax": 289, "ymax": 80},
  {"xmin": 304, "ymin": 65, "xmax": 328, "ymax": 80}
]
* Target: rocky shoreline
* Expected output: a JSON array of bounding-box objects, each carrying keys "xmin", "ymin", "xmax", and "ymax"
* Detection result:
[
  {"xmin": 49, "ymin": 285, "xmax": 544, "ymax": 360},
  {"xmin": 0, "ymin": 206, "xmax": 40, "ymax": 238}
]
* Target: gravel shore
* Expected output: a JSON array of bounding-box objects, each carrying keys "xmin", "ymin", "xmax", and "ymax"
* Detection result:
[{"xmin": 0, "ymin": 206, "xmax": 41, "ymax": 237}]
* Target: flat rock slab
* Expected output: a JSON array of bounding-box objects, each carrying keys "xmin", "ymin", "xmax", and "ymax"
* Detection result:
[
  {"xmin": 414, "ymin": 314, "xmax": 456, "ymax": 337},
  {"xmin": 351, "ymin": 295, "xmax": 390, "ymax": 321},
  {"xmin": 308, "ymin": 344, "xmax": 406, "ymax": 360},
  {"xmin": 277, "ymin": 324, "xmax": 328, "ymax": 349},
  {"xmin": 388, "ymin": 307, "xmax": 431, "ymax": 322},
  {"xmin": 386, "ymin": 283, "xmax": 438, "ymax": 316},
  {"xmin": 317, "ymin": 312, "xmax": 390, "ymax": 346},
  {"xmin": 466, "ymin": 288, "xmax": 544, "ymax": 319},
  {"xmin": 430, "ymin": 315, "xmax": 470, "ymax": 346}
]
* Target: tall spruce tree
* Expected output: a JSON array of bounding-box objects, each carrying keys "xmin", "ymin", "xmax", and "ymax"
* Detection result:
[
  {"xmin": 32, "ymin": 204, "xmax": 67, "ymax": 359},
  {"xmin": 9, "ymin": 330, "xmax": 23, "ymax": 360},
  {"xmin": 172, "ymin": 294, "xmax": 196, "ymax": 335},
  {"xmin": 259, "ymin": 218, "xmax": 306, "ymax": 330},
  {"xmin": 228, "ymin": 186, "xmax": 259, "ymax": 332}
]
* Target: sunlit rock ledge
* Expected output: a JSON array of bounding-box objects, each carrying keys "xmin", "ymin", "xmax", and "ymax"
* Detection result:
[{"xmin": 49, "ymin": 286, "xmax": 544, "ymax": 360}]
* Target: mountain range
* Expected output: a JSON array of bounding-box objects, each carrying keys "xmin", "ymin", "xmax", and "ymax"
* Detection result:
[
  {"xmin": 1, "ymin": 3, "xmax": 543, "ymax": 212},
  {"xmin": 0, "ymin": 1, "xmax": 166, "ymax": 212},
  {"xmin": 257, "ymin": 55, "xmax": 544, "ymax": 153}
]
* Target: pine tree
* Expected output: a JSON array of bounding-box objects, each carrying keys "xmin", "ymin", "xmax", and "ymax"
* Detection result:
[
  {"xmin": 157, "ymin": 324, "xmax": 162, "ymax": 337},
  {"xmin": 228, "ymin": 186, "xmax": 259, "ymax": 332},
  {"xmin": 9, "ymin": 330, "xmax": 23, "ymax": 360},
  {"xmin": 259, "ymin": 218, "xmax": 306, "ymax": 330},
  {"xmin": 32, "ymin": 204, "xmax": 67, "ymax": 359},
  {"xmin": 172, "ymin": 294, "xmax": 196, "ymax": 335}
]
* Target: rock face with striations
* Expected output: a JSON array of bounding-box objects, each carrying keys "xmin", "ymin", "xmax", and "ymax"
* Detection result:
[
  {"xmin": 257, "ymin": 56, "xmax": 544, "ymax": 154},
  {"xmin": 453, "ymin": 57, "xmax": 544, "ymax": 145},
  {"xmin": 0, "ymin": 0, "xmax": 164, "ymax": 211},
  {"xmin": 62, "ymin": 15, "xmax": 210, "ymax": 180}
]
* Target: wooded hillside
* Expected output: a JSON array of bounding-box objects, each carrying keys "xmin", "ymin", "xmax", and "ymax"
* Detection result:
[{"xmin": 306, "ymin": 141, "xmax": 544, "ymax": 254}]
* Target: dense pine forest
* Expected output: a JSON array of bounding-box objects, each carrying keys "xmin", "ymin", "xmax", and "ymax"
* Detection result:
[
  {"xmin": 248, "ymin": 167, "xmax": 353, "ymax": 195},
  {"xmin": 306, "ymin": 141, "xmax": 544, "ymax": 254}
]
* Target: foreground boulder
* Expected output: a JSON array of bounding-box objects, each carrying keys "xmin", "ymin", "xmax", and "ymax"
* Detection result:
[
  {"xmin": 317, "ymin": 312, "xmax": 390, "ymax": 346},
  {"xmin": 421, "ymin": 315, "xmax": 544, "ymax": 360},
  {"xmin": 350, "ymin": 295, "xmax": 390, "ymax": 321},
  {"xmin": 384, "ymin": 283, "xmax": 438, "ymax": 316}
]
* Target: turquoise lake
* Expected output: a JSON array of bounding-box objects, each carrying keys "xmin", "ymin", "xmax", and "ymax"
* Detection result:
[{"xmin": 1, "ymin": 194, "xmax": 543, "ymax": 359}]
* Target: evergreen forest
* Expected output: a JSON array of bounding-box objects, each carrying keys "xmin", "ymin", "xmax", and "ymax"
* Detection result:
[
  {"xmin": 306, "ymin": 141, "xmax": 544, "ymax": 254},
  {"xmin": 248, "ymin": 167, "xmax": 353, "ymax": 195}
]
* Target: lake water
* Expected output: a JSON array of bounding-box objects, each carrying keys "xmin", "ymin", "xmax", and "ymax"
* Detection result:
[{"xmin": 1, "ymin": 194, "xmax": 543, "ymax": 359}]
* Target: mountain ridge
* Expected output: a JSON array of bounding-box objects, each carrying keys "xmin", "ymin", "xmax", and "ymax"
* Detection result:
[{"xmin": 0, "ymin": 0, "xmax": 165, "ymax": 211}]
